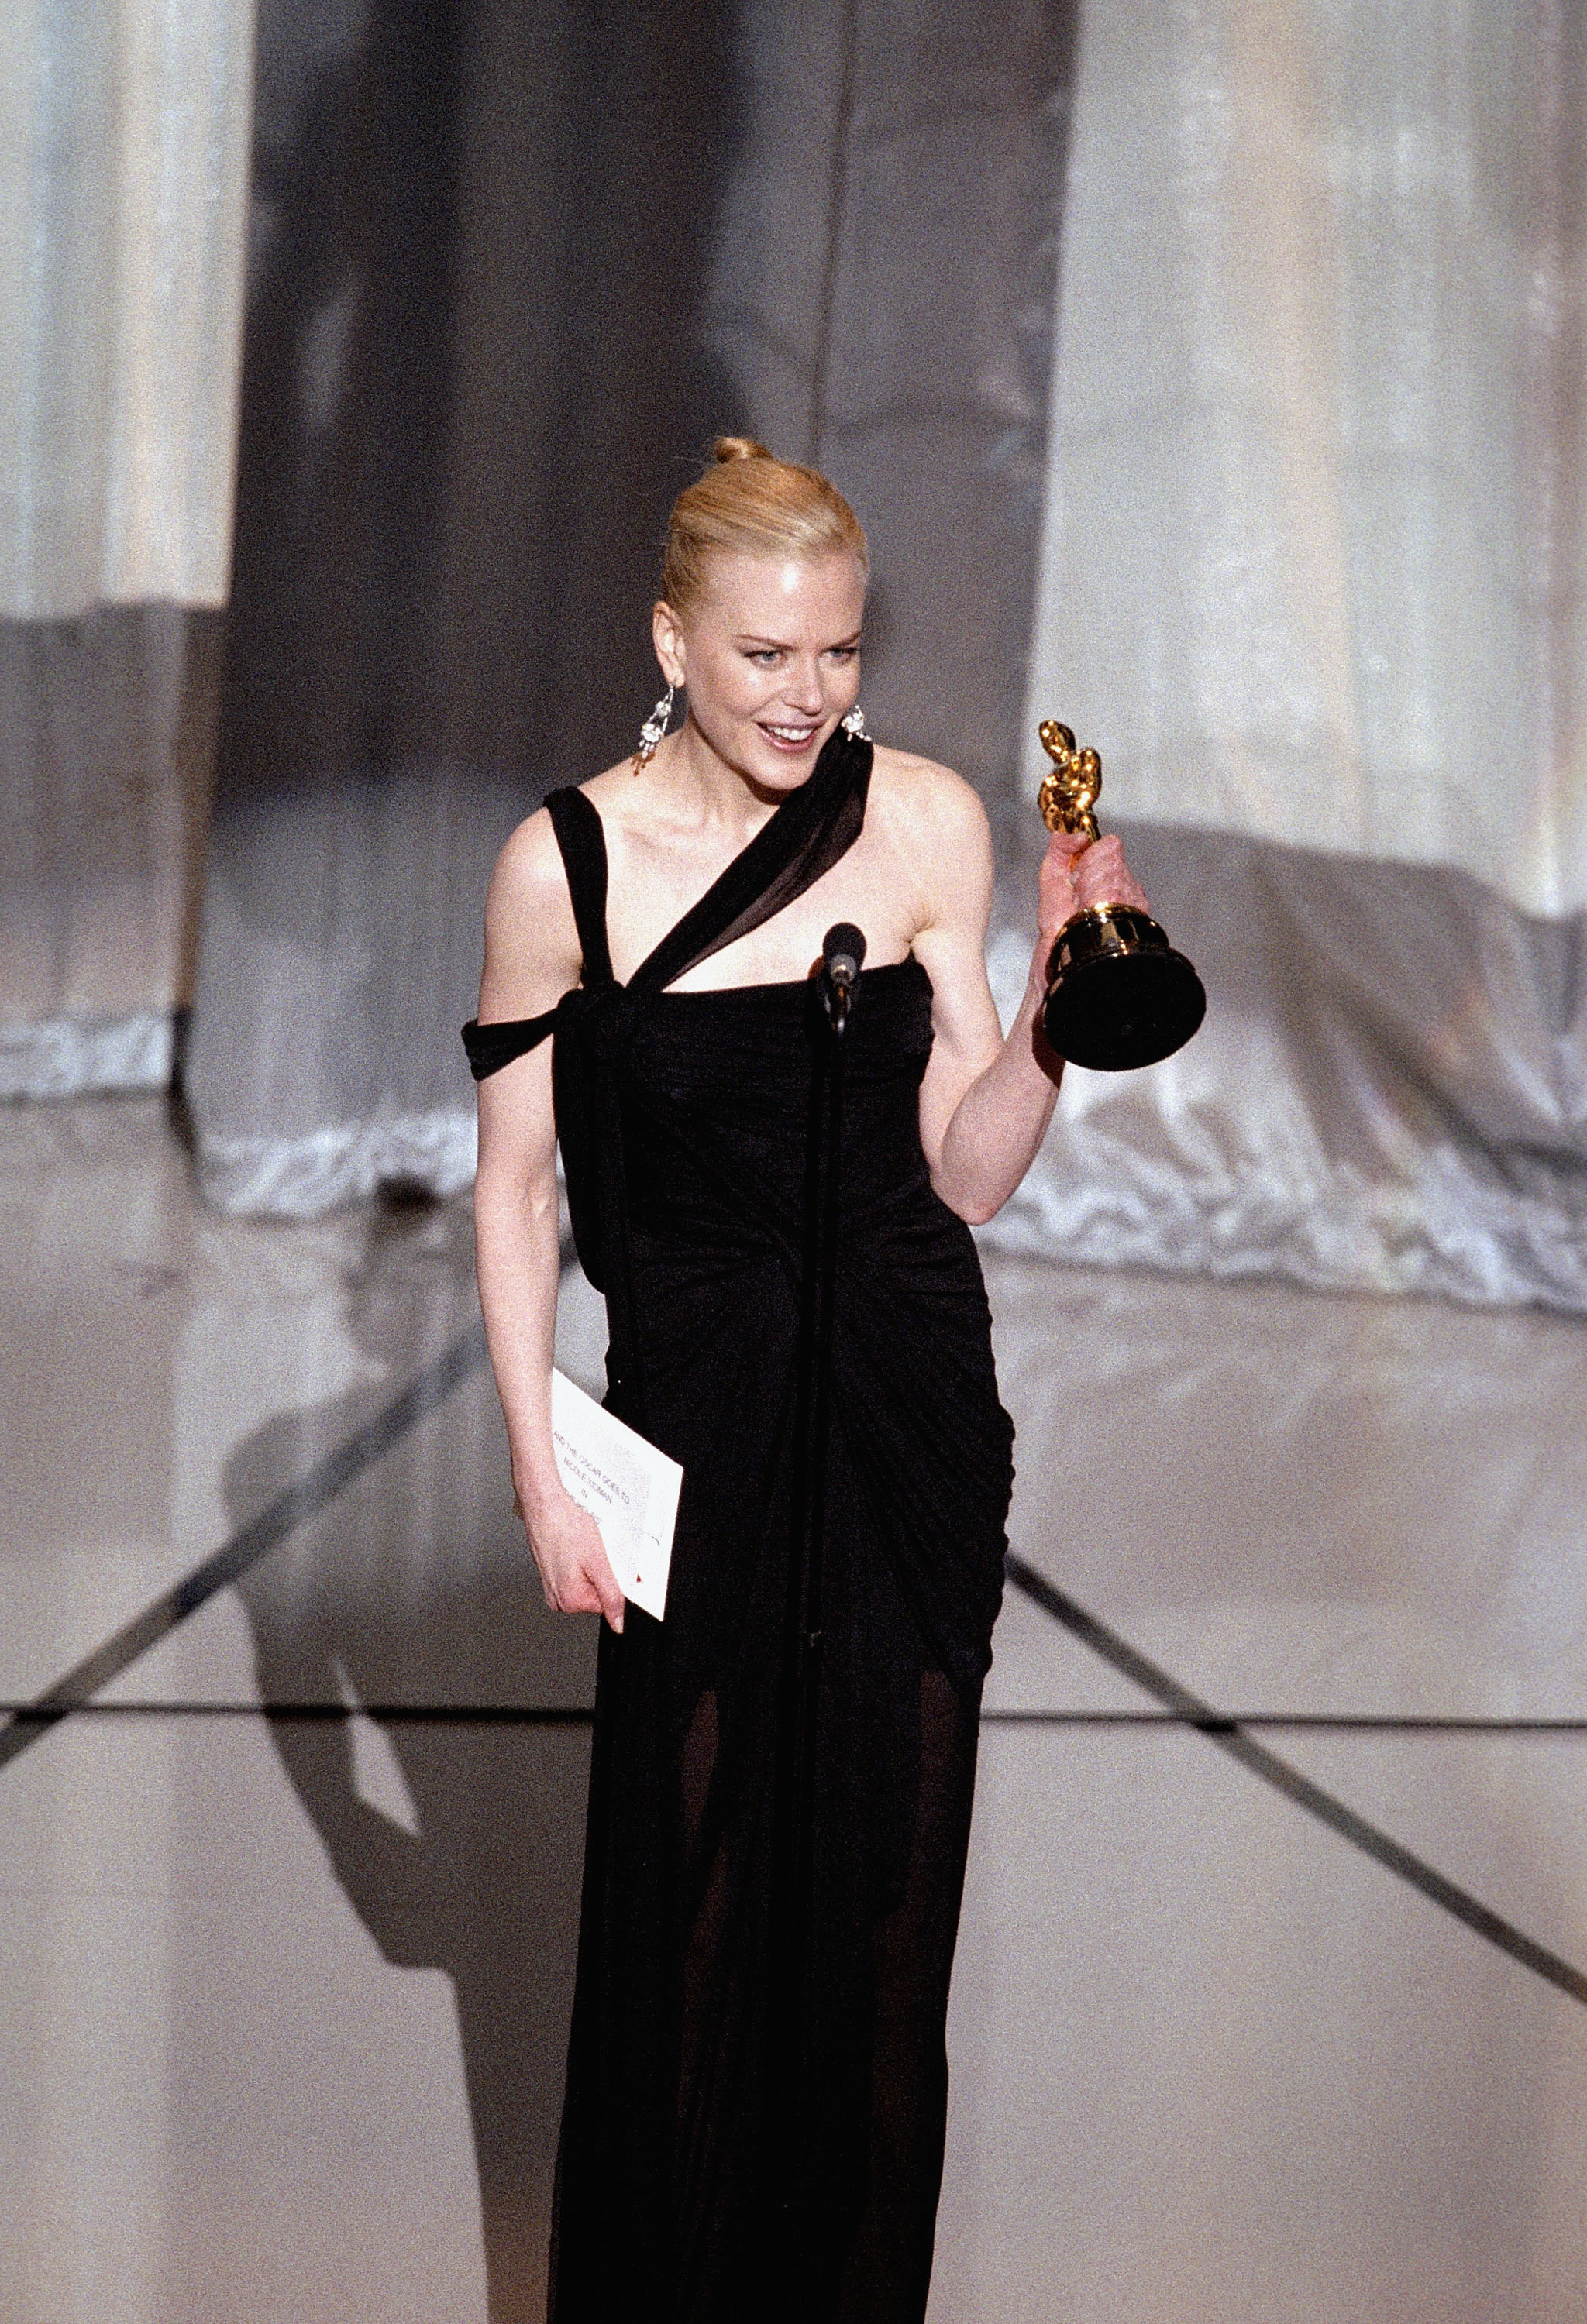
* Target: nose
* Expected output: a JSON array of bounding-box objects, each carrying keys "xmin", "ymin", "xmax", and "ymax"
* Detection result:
[{"xmin": 781, "ymin": 658, "xmax": 824, "ymax": 714}]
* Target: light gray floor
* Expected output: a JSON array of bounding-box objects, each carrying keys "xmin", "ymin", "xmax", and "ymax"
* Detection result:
[{"xmin": 5, "ymin": 1095, "xmax": 1587, "ymax": 2322}]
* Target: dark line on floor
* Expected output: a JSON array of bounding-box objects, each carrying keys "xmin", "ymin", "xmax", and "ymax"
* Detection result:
[
  {"xmin": 18, "ymin": 1700, "xmax": 1587, "ymax": 1736},
  {"xmin": 0, "ymin": 1322, "xmax": 491, "ymax": 1776},
  {"xmin": 11, "ymin": 1312, "xmax": 1582, "ymax": 2010},
  {"xmin": 982, "ymin": 1710, "xmax": 1587, "ymax": 1732},
  {"xmin": 0, "ymin": 1700, "xmax": 595, "ymax": 1725},
  {"xmin": 1004, "ymin": 1552, "xmax": 1587, "ymax": 2008}
]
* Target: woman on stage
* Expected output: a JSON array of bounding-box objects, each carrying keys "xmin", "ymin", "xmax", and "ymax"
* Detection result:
[{"xmin": 466, "ymin": 438, "xmax": 1148, "ymax": 2321}]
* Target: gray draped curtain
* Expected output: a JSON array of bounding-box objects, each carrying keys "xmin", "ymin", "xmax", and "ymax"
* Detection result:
[
  {"xmin": 0, "ymin": 0, "xmax": 252, "ymax": 1098},
  {"xmin": 13, "ymin": 0, "xmax": 1582, "ymax": 1317},
  {"xmin": 1003, "ymin": 0, "xmax": 1587, "ymax": 1309},
  {"xmin": 184, "ymin": 0, "xmax": 1073, "ymax": 1213}
]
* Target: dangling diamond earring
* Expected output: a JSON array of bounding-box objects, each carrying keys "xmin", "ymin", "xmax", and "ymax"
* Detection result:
[
  {"xmin": 841, "ymin": 704, "xmax": 869, "ymax": 740},
  {"xmin": 633, "ymin": 684, "xmax": 676, "ymax": 772}
]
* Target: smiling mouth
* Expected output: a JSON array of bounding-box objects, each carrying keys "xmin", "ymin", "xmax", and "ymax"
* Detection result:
[{"xmin": 760, "ymin": 720, "xmax": 818, "ymax": 749}]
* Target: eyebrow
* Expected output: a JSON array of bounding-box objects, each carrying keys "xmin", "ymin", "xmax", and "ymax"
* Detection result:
[{"xmin": 734, "ymin": 630, "xmax": 863, "ymax": 649}]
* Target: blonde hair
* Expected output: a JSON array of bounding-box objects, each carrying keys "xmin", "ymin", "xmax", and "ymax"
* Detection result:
[{"xmin": 660, "ymin": 436, "xmax": 869, "ymax": 618}]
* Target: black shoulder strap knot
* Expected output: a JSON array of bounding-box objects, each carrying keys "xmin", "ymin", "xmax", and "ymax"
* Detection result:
[
  {"xmin": 460, "ymin": 785, "xmax": 616, "ymax": 1083},
  {"xmin": 461, "ymin": 1007, "xmax": 556, "ymax": 1081}
]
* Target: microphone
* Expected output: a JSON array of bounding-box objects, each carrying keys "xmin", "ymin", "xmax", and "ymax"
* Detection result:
[
  {"xmin": 821, "ymin": 923, "xmax": 867, "ymax": 993},
  {"xmin": 820, "ymin": 923, "xmax": 866, "ymax": 1031}
]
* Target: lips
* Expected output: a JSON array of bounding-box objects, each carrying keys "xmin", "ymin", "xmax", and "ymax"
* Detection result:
[{"xmin": 759, "ymin": 720, "xmax": 818, "ymax": 751}]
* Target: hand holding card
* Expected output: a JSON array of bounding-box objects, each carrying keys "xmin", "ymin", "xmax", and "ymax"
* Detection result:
[{"xmin": 548, "ymin": 1370, "xmax": 682, "ymax": 1622}]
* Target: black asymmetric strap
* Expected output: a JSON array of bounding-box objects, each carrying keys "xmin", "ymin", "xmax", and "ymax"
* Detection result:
[
  {"xmin": 545, "ymin": 786, "xmax": 615, "ymax": 986},
  {"xmin": 460, "ymin": 733, "xmax": 872, "ymax": 1082},
  {"xmin": 460, "ymin": 786, "xmax": 616, "ymax": 1081},
  {"xmin": 633, "ymin": 729, "xmax": 871, "ymax": 994}
]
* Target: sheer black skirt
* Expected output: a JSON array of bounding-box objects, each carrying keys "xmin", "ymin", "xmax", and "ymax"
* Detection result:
[{"xmin": 546, "ymin": 972, "xmax": 1012, "ymax": 2322}]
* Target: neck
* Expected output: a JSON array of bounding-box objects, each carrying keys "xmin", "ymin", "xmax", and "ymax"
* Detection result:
[{"xmin": 662, "ymin": 710, "xmax": 809, "ymax": 829}]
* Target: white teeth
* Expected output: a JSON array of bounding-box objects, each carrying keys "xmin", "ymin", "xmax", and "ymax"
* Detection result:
[{"xmin": 766, "ymin": 723, "xmax": 814, "ymax": 740}]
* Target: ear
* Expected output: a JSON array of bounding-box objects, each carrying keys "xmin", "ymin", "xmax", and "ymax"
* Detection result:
[{"xmin": 652, "ymin": 600, "xmax": 687, "ymax": 690}]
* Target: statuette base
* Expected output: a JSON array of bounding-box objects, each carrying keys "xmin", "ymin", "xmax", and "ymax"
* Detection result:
[{"xmin": 1043, "ymin": 905, "xmax": 1206, "ymax": 1072}]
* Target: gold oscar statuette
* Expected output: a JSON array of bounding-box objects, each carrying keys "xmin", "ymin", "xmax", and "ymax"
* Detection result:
[{"xmin": 1037, "ymin": 719, "xmax": 1206, "ymax": 1071}]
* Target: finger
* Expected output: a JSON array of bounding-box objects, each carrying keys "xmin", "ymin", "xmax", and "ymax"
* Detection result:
[
  {"xmin": 551, "ymin": 1573, "xmax": 603, "ymax": 1617},
  {"xmin": 1073, "ymin": 840, "xmax": 1149, "ymax": 914},
  {"xmin": 1043, "ymin": 833, "xmax": 1090, "ymax": 875},
  {"xmin": 1039, "ymin": 834, "xmax": 1086, "ymax": 921},
  {"xmin": 1075, "ymin": 834, "xmax": 1124, "ymax": 875},
  {"xmin": 587, "ymin": 1543, "xmax": 625, "ymax": 1635},
  {"xmin": 1039, "ymin": 878, "xmax": 1084, "ymax": 944},
  {"xmin": 1076, "ymin": 865, "xmax": 1152, "ymax": 915}
]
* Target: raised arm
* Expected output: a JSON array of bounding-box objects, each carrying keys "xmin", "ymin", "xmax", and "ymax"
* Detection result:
[
  {"xmin": 909, "ymin": 768, "xmax": 1149, "ymax": 1226},
  {"xmin": 473, "ymin": 810, "xmax": 625, "ymax": 1630}
]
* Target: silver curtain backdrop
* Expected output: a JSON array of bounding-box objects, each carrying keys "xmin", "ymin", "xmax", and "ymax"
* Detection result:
[
  {"xmin": 183, "ymin": 0, "xmax": 1073, "ymax": 1214},
  {"xmin": 12, "ymin": 0, "xmax": 1587, "ymax": 1317},
  {"xmin": 0, "ymin": 0, "xmax": 251, "ymax": 1098},
  {"xmin": 1006, "ymin": 0, "xmax": 1587, "ymax": 1309}
]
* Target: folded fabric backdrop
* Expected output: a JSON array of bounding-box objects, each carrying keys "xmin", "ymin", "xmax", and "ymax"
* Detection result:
[
  {"xmin": 11, "ymin": 0, "xmax": 1584, "ymax": 1316},
  {"xmin": 1001, "ymin": 0, "xmax": 1587, "ymax": 1309},
  {"xmin": 183, "ymin": 0, "xmax": 1070, "ymax": 1216},
  {"xmin": 0, "ymin": 0, "xmax": 252, "ymax": 1096}
]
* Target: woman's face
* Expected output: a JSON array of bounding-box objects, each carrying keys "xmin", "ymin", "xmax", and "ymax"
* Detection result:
[{"xmin": 655, "ymin": 550, "xmax": 866, "ymax": 794}]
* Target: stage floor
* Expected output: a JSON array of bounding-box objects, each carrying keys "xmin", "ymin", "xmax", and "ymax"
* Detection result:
[{"xmin": 5, "ymin": 1093, "xmax": 1587, "ymax": 2322}]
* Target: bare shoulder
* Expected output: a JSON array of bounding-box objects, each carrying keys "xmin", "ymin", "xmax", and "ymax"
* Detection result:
[
  {"xmin": 480, "ymin": 801, "xmax": 581, "ymax": 1015},
  {"xmin": 866, "ymin": 746, "xmax": 992, "ymax": 921},
  {"xmin": 868, "ymin": 744, "xmax": 991, "ymax": 851},
  {"xmin": 487, "ymin": 751, "xmax": 629, "ymax": 911},
  {"xmin": 489, "ymin": 800, "xmax": 566, "ymax": 919}
]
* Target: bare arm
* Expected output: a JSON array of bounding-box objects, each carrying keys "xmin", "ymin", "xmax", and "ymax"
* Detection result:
[
  {"xmin": 473, "ymin": 813, "xmax": 625, "ymax": 1630},
  {"xmin": 909, "ymin": 773, "xmax": 1150, "ymax": 1226}
]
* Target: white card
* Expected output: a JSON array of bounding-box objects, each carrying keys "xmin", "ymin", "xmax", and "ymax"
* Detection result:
[{"xmin": 549, "ymin": 1369, "xmax": 681, "ymax": 1622}]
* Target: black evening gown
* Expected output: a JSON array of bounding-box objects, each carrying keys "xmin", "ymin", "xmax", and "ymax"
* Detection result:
[{"xmin": 464, "ymin": 731, "xmax": 1014, "ymax": 2322}]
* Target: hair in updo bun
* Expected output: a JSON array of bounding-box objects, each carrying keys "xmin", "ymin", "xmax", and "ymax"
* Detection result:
[{"xmin": 661, "ymin": 437, "xmax": 869, "ymax": 617}]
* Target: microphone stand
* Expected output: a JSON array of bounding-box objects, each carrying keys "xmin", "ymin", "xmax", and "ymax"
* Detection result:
[{"xmin": 769, "ymin": 925, "xmax": 864, "ymax": 2312}]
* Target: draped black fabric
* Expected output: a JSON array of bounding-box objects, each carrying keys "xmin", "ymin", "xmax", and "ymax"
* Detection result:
[
  {"xmin": 463, "ymin": 725, "xmax": 873, "ymax": 1297},
  {"xmin": 467, "ymin": 738, "xmax": 1014, "ymax": 2317}
]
